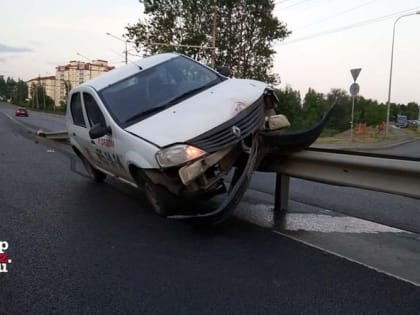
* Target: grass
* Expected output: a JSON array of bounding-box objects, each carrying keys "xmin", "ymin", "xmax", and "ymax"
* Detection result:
[{"xmin": 315, "ymin": 127, "xmax": 400, "ymax": 145}]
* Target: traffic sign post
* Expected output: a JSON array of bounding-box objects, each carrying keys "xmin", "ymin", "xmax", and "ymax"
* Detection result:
[{"xmin": 350, "ymin": 68, "xmax": 361, "ymax": 142}]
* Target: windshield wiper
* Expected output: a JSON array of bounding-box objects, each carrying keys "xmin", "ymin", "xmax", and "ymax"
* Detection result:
[
  {"xmin": 165, "ymin": 79, "xmax": 220, "ymax": 107},
  {"xmin": 124, "ymin": 105, "xmax": 169, "ymax": 124}
]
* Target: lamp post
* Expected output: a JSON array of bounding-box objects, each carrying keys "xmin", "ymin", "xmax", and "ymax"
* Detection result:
[
  {"xmin": 385, "ymin": 11, "xmax": 420, "ymax": 137},
  {"xmin": 106, "ymin": 32, "xmax": 128, "ymax": 64}
]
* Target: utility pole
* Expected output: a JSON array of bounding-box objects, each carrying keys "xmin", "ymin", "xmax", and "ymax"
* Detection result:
[
  {"xmin": 385, "ymin": 11, "xmax": 420, "ymax": 137},
  {"xmin": 349, "ymin": 68, "xmax": 362, "ymax": 142},
  {"xmin": 211, "ymin": 5, "xmax": 217, "ymax": 68},
  {"xmin": 125, "ymin": 40, "xmax": 128, "ymax": 65},
  {"xmin": 106, "ymin": 32, "xmax": 129, "ymax": 64},
  {"xmin": 42, "ymin": 85, "xmax": 46, "ymax": 110}
]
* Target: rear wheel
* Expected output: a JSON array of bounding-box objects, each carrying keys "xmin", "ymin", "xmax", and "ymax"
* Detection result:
[{"xmin": 81, "ymin": 156, "xmax": 106, "ymax": 183}]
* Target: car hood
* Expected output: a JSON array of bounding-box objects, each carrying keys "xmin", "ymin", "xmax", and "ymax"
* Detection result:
[{"xmin": 125, "ymin": 78, "xmax": 267, "ymax": 148}]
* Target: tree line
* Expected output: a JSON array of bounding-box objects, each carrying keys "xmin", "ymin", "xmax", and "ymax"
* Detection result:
[
  {"xmin": 275, "ymin": 86, "xmax": 419, "ymax": 134},
  {"xmin": 0, "ymin": 76, "xmax": 28, "ymax": 105}
]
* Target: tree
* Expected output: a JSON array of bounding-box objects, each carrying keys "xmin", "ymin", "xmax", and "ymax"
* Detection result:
[
  {"xmin": 31, "ymin": 84, "xmax": 54, "ymax": 110},
  {"xmin": 0, "ymin": 76, "xmax": 7, "ymax": 100},
  {"xmin": 0, "ymin": 77, "xmax": 28, "ymax": 106},
  {"xmin": 303, "ymin": 88, "xmax": 328, "ymax": 127},
  {"xmin": 325, "ymin": 89, "xmax": 352, "ymax": 133},
  {"xmin": 275, "ymin": 86, "xmax": 304, "ymax": 130},
  {"xmin": 13, "ymin": 79, "xmax": 28, "ymax": 106},
  {"xmin": 126, "ymin": 0, "xmax": 290, "ymax": 83}
]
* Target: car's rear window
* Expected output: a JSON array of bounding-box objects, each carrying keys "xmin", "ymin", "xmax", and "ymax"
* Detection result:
[{"xmin": 99, "ymin": 56, "xmax": 221, "ymax": 127}]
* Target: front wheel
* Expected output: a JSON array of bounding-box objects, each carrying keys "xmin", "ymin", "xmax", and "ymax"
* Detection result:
[
  {"xmin": 143, "ymin": 180, "xmax": 184, "ymax": 217},
  {"xmin": 134, "ymin": 171, "xmax": 179, "ymax": 217}
]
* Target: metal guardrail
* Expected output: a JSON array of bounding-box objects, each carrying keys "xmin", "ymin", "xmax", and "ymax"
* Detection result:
[
  {"xmin": 36, "ymin": 130, "xmax": 69, "ymax": 141},
  {"xmin": 259, "ymin": 148, "xmax": 420, "ymax": 212},
  {"xmin": 37, "ymin": 129, "xmax": 419, "ymax": 210}
]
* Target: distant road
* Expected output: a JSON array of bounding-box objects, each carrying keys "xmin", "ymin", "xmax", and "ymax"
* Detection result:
[{"xmin": 0, "ymin": 103, "xmax": 66, "ymax": 131}]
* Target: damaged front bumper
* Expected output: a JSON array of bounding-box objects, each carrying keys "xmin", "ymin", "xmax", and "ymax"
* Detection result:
[{"xmin": 163, "ymin": 103, "xmax": 336, "ymax": 224}]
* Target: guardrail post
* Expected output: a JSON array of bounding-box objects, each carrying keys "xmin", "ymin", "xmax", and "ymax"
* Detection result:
[{"xmin": 274, "ymin": 173, "xmax": 289, "ymax": 213}]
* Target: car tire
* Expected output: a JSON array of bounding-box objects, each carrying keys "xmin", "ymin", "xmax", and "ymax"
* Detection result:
[
  {"xmin": 134, "ymin": 171, "xmax": 177, "ymax": 217},
  {"xmin": 143, "ymin": 180, "xmax": 177, "ymax": 217},
  {"xmin": 81, "ymin": 156, "xmax": 107, "ymax": 183}
]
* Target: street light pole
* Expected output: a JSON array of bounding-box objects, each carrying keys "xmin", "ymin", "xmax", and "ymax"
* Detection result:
[
  {"xmin": 385, "ymin": 11, "xmax": 420, "ymax": 137},
  {"xmin": 106, "ymin": 32, "xmax": 128, "ymax": 64}
]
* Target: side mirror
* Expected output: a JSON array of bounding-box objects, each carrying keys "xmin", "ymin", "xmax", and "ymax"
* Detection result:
[
  {"xmin": 89, "ymin": 124, "xmax": 112, "ymax": 139},
  {"xmin": 216, "ymin": 66, "xmax": 232, "ymax": 77}
]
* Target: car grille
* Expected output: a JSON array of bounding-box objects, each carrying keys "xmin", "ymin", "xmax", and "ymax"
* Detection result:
[{"xmin": 187, "ymin": 96, "xmax": 264, "ymax": 153}]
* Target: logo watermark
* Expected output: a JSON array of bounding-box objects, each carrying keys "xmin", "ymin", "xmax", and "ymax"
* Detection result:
[{"xmin": 0, "ymin": 241, "xmax": 12, "ymax": 273}]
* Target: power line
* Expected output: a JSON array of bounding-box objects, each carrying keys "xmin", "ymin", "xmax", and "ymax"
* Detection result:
[
  {"xmin": 274, "ymin": 0, "xmax": 295, "ymax": 4},
  {"xmin": 276, "ymin": 0, "xmax": 312, "ymax": 10},
  {"xmin": 294, "ymin": 0, "xmax": 378, "ymax": 31},
  {"xmin": 279, "ymin": 7, "xmax": 420, "ymax": 45}
]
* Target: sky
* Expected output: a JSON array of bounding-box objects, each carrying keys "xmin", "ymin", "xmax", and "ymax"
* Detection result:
[{"xmin": 1, "ymin": 0, "xmax": 420, "ymax": 104}]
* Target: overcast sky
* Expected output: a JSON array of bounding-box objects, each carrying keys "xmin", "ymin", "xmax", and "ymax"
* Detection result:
[{"xmin": 1, "ymin": 0, "xmax": 420, "ymax": 104}]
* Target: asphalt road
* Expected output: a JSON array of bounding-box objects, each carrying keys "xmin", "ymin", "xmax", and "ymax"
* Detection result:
[
  {"xmin": 374, "ymin": 139, "xmax": 420, "ymax": 157},
  {"xmin": 1, "ymin": 109, "xmax": 420, "ymax": 314},
  {"xmin": 0, "ymin": 103, "xmax": 66, "ymax": 131}
]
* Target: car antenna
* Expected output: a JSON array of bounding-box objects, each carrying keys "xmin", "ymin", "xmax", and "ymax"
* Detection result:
[{"xmin": 127, "ymin": 57, "xmax": 142, "ymax": 70}]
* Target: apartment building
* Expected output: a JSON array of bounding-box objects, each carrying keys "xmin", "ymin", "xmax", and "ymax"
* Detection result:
[
  {"xmin": 28, "ymin": 60, "xmax": 114, "ymax": 107},
  {"xmin": 55, "ymin": 60, "xmax": 114, "ymax": 106},
  {"xmin": 27, "ymin": 76, "xmax": 57, "ymax": 108}
]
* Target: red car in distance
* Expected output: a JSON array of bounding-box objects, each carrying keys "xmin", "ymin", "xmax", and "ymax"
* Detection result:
[{"xmin": 15, "ymin": 108, "xmax": 28, "ymax": 117}]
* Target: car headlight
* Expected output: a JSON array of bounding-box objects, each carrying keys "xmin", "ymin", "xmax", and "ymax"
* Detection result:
[{"xmin": 156, "ymin": 144, "xmax": 207, "ymax": 168}]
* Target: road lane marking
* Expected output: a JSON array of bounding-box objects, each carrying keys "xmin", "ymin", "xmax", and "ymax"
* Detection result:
[
  {"xmin": 235, "ymin": 202, "xmax": 419, "ymax": 287},
  {"xmin": 273, "ymin": 230, "xmax": 420, "ymax": 288},
  {"xmin": 236, "ymin": 202, "xmax": 405, "ymax": 233}
]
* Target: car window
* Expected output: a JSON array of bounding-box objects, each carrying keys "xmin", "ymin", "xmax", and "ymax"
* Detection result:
[
  {"xmin": 70, "ymin": 92, "xmax": 86, "ymax": 127},
  {"xmin": 83, "ymin": 93, "xmax": 106, "ymax": 127}
]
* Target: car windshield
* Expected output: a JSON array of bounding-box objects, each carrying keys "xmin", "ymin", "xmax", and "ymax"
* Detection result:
[{"xmin": 99, "ymin": 55, "xmax": 222, "ymax": 127}]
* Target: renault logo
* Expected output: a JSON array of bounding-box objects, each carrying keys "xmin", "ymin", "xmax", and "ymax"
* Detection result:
[{"xmin": 232, "ymin": 126, "xmax": 241, "ymax": 138}]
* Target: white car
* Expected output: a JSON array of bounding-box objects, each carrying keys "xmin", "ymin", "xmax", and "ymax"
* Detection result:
[{"xmin": 66, "ymin": 53, "xmax": 330, "ymax": 223}]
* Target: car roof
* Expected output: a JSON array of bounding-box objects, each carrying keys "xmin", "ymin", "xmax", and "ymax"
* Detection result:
[{"xmin": 79, "ymin": 53, "xmax": 180, "ymax": 91}]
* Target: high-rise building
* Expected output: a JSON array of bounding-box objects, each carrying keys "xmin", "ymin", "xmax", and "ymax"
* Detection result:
[{"xmin": 27, "ymin": 60, "xmax": 114, "ymax": 107}]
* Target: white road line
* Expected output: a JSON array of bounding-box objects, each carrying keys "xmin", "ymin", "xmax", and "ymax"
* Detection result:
[
  {"xmin": 237, "ymin": 202, "xmax": 405, "ymax": 233},
  {"xmin": 273, "ymin": 230, "xmax": 420, "ymax": 288}
]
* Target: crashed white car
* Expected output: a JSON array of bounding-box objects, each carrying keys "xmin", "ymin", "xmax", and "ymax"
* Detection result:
[{"xmin": 66, "ymin": 53, "xmax": 330, "ymax": 223}]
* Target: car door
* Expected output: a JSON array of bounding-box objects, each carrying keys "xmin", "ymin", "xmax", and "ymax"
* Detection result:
[
  {"xmin": 81, "ymin": 90, "xmax": 128, "ymax": 178},
  {"xmin": 68, "ymin": 92, "xmax": 93, "ymax": 160}
]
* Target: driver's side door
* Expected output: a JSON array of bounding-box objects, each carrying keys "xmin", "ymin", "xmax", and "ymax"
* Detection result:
[{"xmin": 82, "ymin": 91, "xmax": 126, "ymax": 178}]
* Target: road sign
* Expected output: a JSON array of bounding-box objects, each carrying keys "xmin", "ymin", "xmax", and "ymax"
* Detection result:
[
  {"xmin": 350, "ymin": 83, "xmax": 360, "ymax": 96},
  {"xmin": 350, "ymin": 68, "xmax": 362, "ymax": 82}
]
